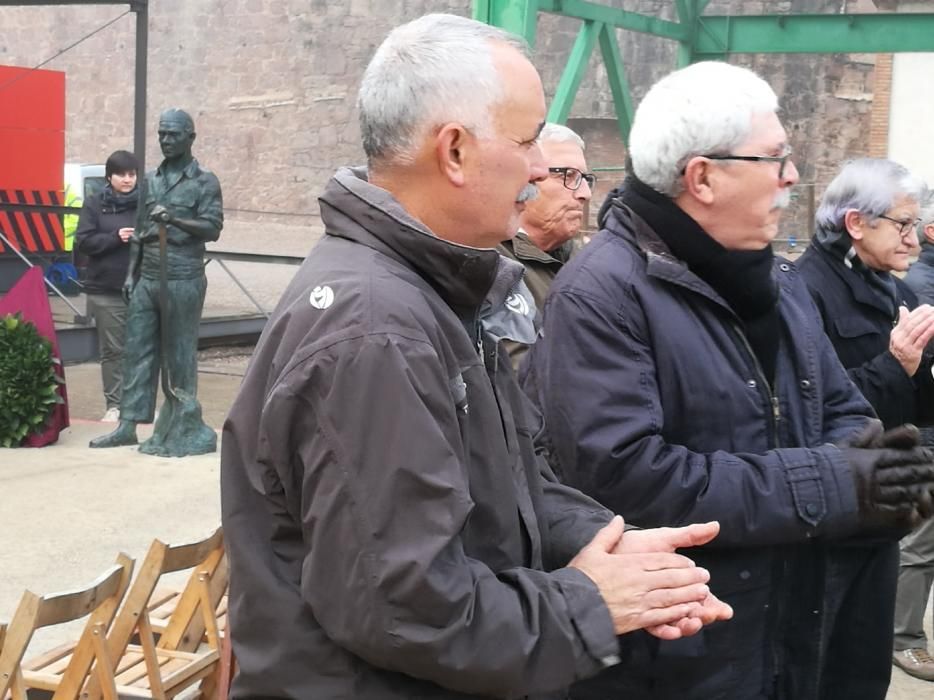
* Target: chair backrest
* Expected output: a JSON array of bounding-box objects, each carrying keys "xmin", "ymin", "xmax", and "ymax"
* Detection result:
[
  {"xmin": 104, "ymin": 527, "xmax": 225, "ymax": 663},
  {"xmin": 0, "ymin": 554, "xmax": 133, "ymax": 700}
]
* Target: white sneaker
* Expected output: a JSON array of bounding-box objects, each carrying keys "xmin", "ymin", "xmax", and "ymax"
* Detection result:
[{"xmin": 101, "ymin": 407, "xmax": 121, "ymax": 422}]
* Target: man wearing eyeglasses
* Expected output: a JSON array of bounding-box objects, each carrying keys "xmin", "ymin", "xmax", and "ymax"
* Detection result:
[
  {"xmin": 524, "ymin": 61, "xmax": 934, "ymax": 700},
  {"xmin": 498, "ymin": 122, "xmax": 595, "ymax": 368},
  {"xmin": 797, "ymin": 159, "xmax": 934, "ymax": 683}
]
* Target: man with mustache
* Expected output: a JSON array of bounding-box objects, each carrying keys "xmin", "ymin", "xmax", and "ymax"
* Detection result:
[
  {"xmin": 498, "ymin": 122, "xmax": 594, "ymax": 368},
  {"xmin": 524, "ymin": 61, "xmax": 934, "ymax": 699}
]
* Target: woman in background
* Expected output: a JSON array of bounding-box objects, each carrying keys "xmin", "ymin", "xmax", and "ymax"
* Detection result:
[{"xmin": 75, "ymin": 149, "xmax": 138, "ymax": 422}]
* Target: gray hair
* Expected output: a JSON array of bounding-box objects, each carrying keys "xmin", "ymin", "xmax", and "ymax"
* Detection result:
[
  {"xmin": 815, "ymin": 158, "xmax": 925, "ymax": 233},
  {"xmin": 538, "ymin": 122, "xmax": 585, "ymax": 150},
  {"xmin": 628, "ymin": 61, "xmax": 779, "ymax": 196},
  {"xmin": 358, "ymin": 14, "xmax": 528, "ymax": 166},
  {"xmin": 919, "ymin": 187, "xmax": 934, "ymax": 226}
]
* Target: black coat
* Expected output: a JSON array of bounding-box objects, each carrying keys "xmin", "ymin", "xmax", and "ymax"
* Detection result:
[
  {"xmin": 74, "ymin": 191, "xmax": 136, "ymax": 294},
  {"xmin": 797, "ymin": 242, "xmax": 934, "ymax": 430},
  {"xmin": 525, "ymin": 204, "xmax": 900, "ymax": 700}
]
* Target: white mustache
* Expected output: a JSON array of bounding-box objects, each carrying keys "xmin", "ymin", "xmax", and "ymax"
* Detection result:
[
  {"xmin": 772, "ymin": 189, "xmax": 792, "ymax": 210},
  {"xmin": 516, "ymin": 183, "xmax": 540, "ymax": 203}
]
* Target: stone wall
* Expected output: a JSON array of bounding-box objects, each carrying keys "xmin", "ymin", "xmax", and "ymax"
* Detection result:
[{"xmin": 0, "ymin": 1, "xmax": 888, "ymax": 246}]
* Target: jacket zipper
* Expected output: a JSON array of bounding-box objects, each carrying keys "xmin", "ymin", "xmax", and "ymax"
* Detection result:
[
  {"xmin": 731, "ymin": 321, "xmax": 786, "ymax": 690},
  {"xmin": 730, "ymin": 322, "xmax": 781, "ymax": 447}
]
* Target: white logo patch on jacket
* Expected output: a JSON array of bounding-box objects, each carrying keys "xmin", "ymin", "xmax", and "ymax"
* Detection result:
[
  {"xmin": 309, "ymin": 285, "xmax": 335, "ymax": 309},
  {"xmin": 505, "ymin": 293, "xmax": 530, "ymax": 316}
]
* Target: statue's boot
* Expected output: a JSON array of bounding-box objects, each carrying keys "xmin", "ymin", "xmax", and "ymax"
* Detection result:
[{"xmin": 89, "ymin": 420, "xmax": 138, "ymax": 448}]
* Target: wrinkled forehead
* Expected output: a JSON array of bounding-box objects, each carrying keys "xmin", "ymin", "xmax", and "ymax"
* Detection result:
[{"xmin": 159, "ymin": 118, "xmax": 193, "ymax": 134}]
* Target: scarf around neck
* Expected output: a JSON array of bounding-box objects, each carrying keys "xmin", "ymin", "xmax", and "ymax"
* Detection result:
[
  {"xmin": 99, "ymin": 183, "xmax": 139, "ymax": 214},
  {"xmin": 813, "ymin": 223, "xmax": 898, "ymax": 319},
  {"xmin": 618, "ymin": 175, "xmax": 781, "ymax": 384}
]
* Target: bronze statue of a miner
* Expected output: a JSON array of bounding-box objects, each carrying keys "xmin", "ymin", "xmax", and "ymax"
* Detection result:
[{"xmin": 90, "ymin": 108, "xmax": 223, "ymax": 456}]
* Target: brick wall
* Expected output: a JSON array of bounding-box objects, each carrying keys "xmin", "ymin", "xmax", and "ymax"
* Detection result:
[{"xmin": 0, "ymin": 0, "xmax": 889, "ymax": 247}]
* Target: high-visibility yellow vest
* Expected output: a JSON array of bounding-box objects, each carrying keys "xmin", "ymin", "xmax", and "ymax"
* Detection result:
[{"xmin": 62, "ymin": 183, "xmax": 81, "ymax": 252}]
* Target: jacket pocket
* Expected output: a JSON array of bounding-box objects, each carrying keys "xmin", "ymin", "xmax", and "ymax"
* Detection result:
[{"xmin": 833, "ymin": 315, "xmax": 883, "ymax": 340}]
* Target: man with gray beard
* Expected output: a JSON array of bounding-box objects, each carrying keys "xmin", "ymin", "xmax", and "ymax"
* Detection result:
[{"xmin": 524, "ymin": 61, "xmax": 934, "ymax": 699}]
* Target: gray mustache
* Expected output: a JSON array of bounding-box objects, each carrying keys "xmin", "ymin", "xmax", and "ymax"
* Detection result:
[
  {"xmin": 772, "ymin": 189, "xmax": 792, "ymax": 210},
  {"xmin": 516, "ymin": 183, "xmax": 540, "ymax": 203}
]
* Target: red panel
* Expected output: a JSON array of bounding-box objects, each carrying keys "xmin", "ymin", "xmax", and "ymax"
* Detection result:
[
  {"xmin": 0, "ymin": 129, "xmax": 65, "ymax": 191},
  {"xmin": 0, "ymin": 65, "xmax": 65, "ymax": 191},
  {"xmin": 0, "ymin": 66, "xmax": 65, "ymax": 131}
]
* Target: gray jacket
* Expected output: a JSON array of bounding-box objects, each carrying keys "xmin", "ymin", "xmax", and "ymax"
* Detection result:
[{"xmin": 221, "ymin": 167, "xmax": 619, "ymax": 699}]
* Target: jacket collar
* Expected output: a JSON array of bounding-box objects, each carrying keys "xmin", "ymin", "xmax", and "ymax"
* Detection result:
[
  {"xmin": 806, "ymin": 242, "xmax": 897, "ymax": 318},
  {"xmin": 154, "ymin": 157, "xmax": 202, "ymax": 192},
  {"xmin": 318, "ymin": 167, "xmax": 525, "ymax": 312},
  {"xmin": 504, "ymin": 230, "xmax": 564, "ymax": 266},
  {"xmin": 608, "ymin": 201, "xmax": 799, "ymax": 314}
]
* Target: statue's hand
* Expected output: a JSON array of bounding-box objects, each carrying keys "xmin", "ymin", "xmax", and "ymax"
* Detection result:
[
  {"xmin": 149, "ymin": 204, "xmax": 173, "ymax": 224},
  {"xmin": 122, "ymin": 278, "xmax": 136, "ymax": 304}
]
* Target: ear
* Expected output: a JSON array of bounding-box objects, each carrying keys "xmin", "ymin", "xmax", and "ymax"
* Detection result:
[
  {"xmin": 924, "ymin": 223, "xmax": 934, "ymax": 245},
  {"xmin": 843, "ymin": 209, "xmax": 865, "ymax": 240},
  {"xmin": 681, "ymin": 157, "xmax": 715, "ymax": 205},
  {"xmin": 434, "ymin": 123, "xmax": 471, "ymax": 187}
]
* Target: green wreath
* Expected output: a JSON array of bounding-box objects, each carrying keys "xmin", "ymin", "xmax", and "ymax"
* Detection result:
[{"xmin": 0, "ymin": 313, "xmax": 65, "ymax": 447}]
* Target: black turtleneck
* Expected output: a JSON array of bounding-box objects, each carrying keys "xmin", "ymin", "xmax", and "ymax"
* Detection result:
[{"xmin": 618, "ymin": 175, "xmax": 782, "ymax": 387}]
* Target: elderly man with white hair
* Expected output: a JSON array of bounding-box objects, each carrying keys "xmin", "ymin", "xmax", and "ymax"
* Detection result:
[
  {"xmin": 221, "ymin": 14, "xmax": 735, "ymax": 700},
  {"xmin": 525, "ymin": 61, "xmax": 934, "ymax": 699},
  {"xmin": 498, "ymin": 122, "xmax": 594, "ymax": 366}
]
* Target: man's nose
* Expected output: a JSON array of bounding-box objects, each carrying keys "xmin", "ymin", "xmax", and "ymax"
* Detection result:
[
  {"xmin": 782, "ymin": 158, "xmax": 800, "ymax": 187},
  {"xmin": 576, "ymin": 179, "xmax": 593, "ymax": 202}
]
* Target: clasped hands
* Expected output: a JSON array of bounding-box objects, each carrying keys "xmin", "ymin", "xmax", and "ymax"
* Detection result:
[{"xmin": 569, "ymin": 517, "xmax": 733, "ymax": 641}]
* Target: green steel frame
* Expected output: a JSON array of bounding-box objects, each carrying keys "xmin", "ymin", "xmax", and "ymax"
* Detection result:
[{"xmin": 473, "ymin": 0, "xmax": 934, "ymax": 144}]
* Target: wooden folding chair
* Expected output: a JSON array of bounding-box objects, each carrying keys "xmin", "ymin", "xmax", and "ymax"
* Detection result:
[
  {"xmin": 0, "ymin": 554, "xmax": 134, "ymax": 700},
  {"xmin": 146, "ymin": 553, "xmax": 228, "ymax": 647},
  {"xmin": 87, "ymin": 527, "xmax": 226, "ymax": 700}
]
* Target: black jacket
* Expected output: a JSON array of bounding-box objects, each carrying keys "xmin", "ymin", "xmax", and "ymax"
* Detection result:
[
  {"xmin": 525, "ymin": 203, "xmax": 897, "ymax": 699},
  {"xmin": 797, "ymin": 242, "xmax": 934, "ymax": 429},
  {"xmin": 74, "ymin": 191, "xmax": 136, "ymax": 294},
  {"xmin": 220, "ymin": 167, "xmax": 620, "ymax": 699}
]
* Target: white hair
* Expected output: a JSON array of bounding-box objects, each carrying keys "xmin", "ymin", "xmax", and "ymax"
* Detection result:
[
  {"xmin": 538, "ymin": 122, "xmax": 585, "ymax": 150},
  {"xmin": 358, "ymin": 14, "xmax": 528, "ymax": 166},
  {"xmin": 628, "ymin": 61, "xmax": 779, "ymax": 196},
  {"xmin": 815, "ymin": 158, "xmax": 926, "ymax": 232}
]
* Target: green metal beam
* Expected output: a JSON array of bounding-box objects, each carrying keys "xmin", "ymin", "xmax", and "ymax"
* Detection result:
[
  {"xmin": 547, "ymin": 20, "xmax": 600, "ymax": 124},
  {"xmin": 598, "ymin": 23, "xmax": 634, "ymax": 145},
  {"xmin": 473, "ymin": 0, "xmax": 540, "ymax": 46},
  {"xmin": 694, "ymin": 13, "xmax": 934, "ymax": 55},
  {"xmin": 537, "ymin": 0, "xmax": 687, "ymax": 41},
  {"xmin": 673, "ymin": 0, "xmax": 697, "ymax": 67}
]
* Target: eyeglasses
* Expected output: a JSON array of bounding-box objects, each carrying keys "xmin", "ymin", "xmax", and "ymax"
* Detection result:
[
  {"xmin": 702, "ymin": 145, "xmax": 794, "ymax": 179},
  {"xmin": 877, "ymin": 214, "xmax": 922, "ymax": 237},
  {"xmin": 549, "ymin": 167, "xmax": 597, "ymax": 191}
]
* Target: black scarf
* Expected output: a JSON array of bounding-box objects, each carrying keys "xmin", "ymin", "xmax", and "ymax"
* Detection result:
[
  {"xmin": 813, "ymin": 222, "xmax": 898, "ymax": 319},
  {"xmin": 99, "ymin": 183, "xmax": 139, "ymax": 214},
  {"xmin": 618, "ymin": 175, "xmax": 781, "ymax": 386}
]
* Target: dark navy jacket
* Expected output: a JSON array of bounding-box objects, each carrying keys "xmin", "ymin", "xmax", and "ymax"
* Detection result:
[
  {"xmin": 524, "ymin": 204, "xmax": 896, "ymax": 699},
  {"xmin": 797, "ymin": 242, "xmax": 934, "ymax": 430}
]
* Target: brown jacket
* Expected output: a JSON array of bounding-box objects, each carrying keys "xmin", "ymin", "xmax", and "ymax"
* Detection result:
[{"xmin": 221, "ymin": 168, "xmax": 619, "ymax": 699}]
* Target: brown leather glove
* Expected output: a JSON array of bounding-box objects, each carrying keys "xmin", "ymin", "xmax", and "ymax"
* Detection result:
[{"xmin": 839, "ymin": 423, "xmax": 934, "ymax": 528}]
